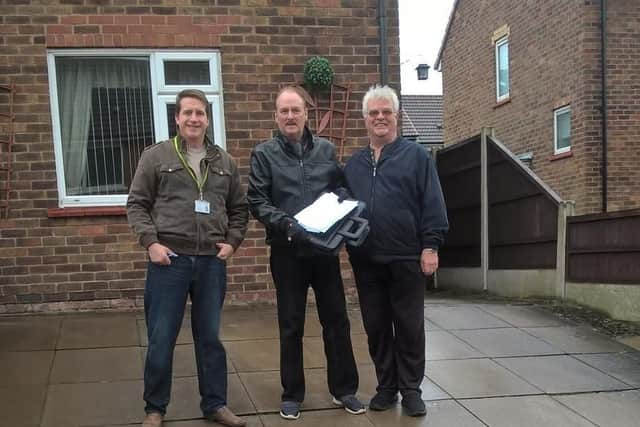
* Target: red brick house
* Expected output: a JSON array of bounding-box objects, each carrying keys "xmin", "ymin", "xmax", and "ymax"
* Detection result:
[
  {"xmin": 435, "ymin": 0, "xmax": 639, "ymax": 215},
  {"xmin": 0, "ymin": 0, "xmax": 401, "ymax": 313}
]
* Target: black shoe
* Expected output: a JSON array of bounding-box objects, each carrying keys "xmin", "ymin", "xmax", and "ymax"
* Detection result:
[
  {"xmin": 401, "ymin": 393, "xmax": 426, "ymax": 417},
  {"xmin": 368, "ymin": 390, "xmax": 398, "ymax": 411}
]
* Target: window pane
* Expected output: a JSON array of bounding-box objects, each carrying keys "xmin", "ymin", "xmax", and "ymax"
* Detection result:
[
  {"xmin": 498, "ymin": 41, "xmax": 509, "ymax": 98},
  {"xmin": 167, "ymin": 103, "xmax": 215, "ymax": 144},
  {"xmin": 55, "ymin": 57, "xmax": 155, "ymax": 196},
  {"xmin": 164, "ymin": 61, "xmax": 211, "ymax": 85},
  {"xmin": 556, "ymin": 110, "xmax": 571, "ymax": 150}
]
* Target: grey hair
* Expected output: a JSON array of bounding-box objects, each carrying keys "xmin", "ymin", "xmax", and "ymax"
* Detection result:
[{"xmin": 362, "ymin": 84, "xmax": 400, "ymax": 118}]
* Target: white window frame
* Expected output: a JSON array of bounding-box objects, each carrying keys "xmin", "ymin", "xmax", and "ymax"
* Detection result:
[
  {"xmin": 554, "ymin": 105, "xmax": 571, "ymax": 155},
  {"xmin": 46, "ymin": 49, "xmax": 226, "ymax": 208},
  {"xmin": 495, "ymin": 36, "xmax": 510, "ymax": 101}
]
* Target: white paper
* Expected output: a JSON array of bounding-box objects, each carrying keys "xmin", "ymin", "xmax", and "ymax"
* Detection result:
[{"xmin": 294, "ymin": 192, "xmax": 358, "ymax": 233}]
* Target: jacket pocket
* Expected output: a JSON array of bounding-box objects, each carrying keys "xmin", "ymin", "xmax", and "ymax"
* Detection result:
[
  {"xmin": 207, "ymin": 166, "xmax": 232, "ymax": 195},
  {"xmin": 158, "ymin": 163, "xmax": 189, "ymax": 196}
]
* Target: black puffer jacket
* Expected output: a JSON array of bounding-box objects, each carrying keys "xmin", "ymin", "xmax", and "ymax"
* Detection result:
[
  {"xmin": 344, "ymin": 137, "xmax": 448, "ymax": 262},
  {"xmin": 248, "ymin": 127, "xmax": 344, "ymax": 252}
]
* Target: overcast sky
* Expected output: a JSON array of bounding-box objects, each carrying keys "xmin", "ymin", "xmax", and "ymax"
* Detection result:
[{"xmin": 399, "ymin": 0, "xmax": 456, "ymax": 95}]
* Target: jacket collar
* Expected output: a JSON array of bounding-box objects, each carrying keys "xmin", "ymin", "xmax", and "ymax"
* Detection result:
[
  {"xmin": 276, "ymin": 126, "xmax": 315, "ymax": 154},
  {"xmin": 176, "ymin": 134, "xmax": 220, "ymax": 160},
  {"xmin": 366, "ymin": 136, "xmax": 404, "ymax": 162}
]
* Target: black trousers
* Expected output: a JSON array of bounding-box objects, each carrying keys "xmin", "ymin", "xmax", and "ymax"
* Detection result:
[
  {"xmin": 349, "ymin": 258, "xmax": 426, "ymax": 396},
  {"xmin": 270, "ymin": 247, "xmax": 359, "ymax": 402}
]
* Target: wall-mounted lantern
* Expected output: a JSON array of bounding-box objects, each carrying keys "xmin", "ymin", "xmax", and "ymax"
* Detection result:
[{"xmin": 416, "ymin": 63, "xmax": 430, "ymax": 80}]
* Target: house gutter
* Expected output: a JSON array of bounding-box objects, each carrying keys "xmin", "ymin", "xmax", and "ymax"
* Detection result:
[
  {"xmin": 600, "ymin": 0, "xmax": 608, "ymax": 212},
  {"xmin": 378, "ymin": 0, "xmax": 388, "ymax": 85}
]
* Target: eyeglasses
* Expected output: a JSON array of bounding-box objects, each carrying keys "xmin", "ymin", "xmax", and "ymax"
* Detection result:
[{"xmin": 367, "ymin": 109, "xmax": 395, "ymax": 118}]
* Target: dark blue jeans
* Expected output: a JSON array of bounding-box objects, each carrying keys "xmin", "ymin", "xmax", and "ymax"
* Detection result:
[{"xmin": 143, "ymin": 255, "xmax": 227, "ymax": 416}]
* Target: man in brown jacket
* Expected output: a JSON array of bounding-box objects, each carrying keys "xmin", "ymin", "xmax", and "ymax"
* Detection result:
[{"xmin": 127, "ymin": 89, "xmax": 248, "ymax": 427}]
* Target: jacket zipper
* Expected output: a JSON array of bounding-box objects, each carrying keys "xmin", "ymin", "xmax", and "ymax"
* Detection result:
[
  {"xmin": 369, "ymin": 149, "xmax": 377, "ymax": 222},
  {"xmin": 299, "ymin": 147, "xmax": 307, "ymax": 205}
]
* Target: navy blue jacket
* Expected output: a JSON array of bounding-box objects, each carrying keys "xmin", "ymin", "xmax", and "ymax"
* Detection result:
[{"xmin": 344, "ymin": 137, "xmax": 448, "ymax": 262}]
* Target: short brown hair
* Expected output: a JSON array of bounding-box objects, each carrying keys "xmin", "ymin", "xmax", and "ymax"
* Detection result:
[{"xmin": 176, "ymin": 89, "xmax": 208, "ymax": 117}]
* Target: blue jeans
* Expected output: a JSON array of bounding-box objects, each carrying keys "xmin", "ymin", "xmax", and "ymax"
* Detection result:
[{"xmin": 143, "ymin": 255, "xmax": 227, "ymax": 416}]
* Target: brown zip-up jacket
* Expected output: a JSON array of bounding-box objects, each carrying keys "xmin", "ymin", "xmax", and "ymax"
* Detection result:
[{"xmin": 126, "ymin": 136, "xmax": 248, "ymax": 255}]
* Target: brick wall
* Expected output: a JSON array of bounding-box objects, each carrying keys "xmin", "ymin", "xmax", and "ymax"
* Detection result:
[
  {"xmin": 440, "ymin": 0, "xmax": 639, "ymax": 215},
  {"xmin": 605, "ymin": 0, "xmax": 640, "ymax": 211},
  {"xmin": 0, "ymin": 0, "xmax": 401, "ymax": 313}
]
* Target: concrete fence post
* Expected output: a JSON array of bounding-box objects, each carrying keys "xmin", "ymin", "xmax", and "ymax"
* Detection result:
[{"xmin": 555, "ymin": 200, "xmax": 575, "ymax": 299}]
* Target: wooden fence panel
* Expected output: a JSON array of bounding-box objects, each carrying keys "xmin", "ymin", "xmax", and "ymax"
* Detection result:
[{"xmin": 567, "ymin": 209, "xmax": 640, "ymax": 283}]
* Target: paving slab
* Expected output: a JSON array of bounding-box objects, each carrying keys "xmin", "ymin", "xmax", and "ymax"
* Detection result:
[
  {"xmin": 225, "ymin": 338, "xmax": 281, "ymax": 372},
  {"xmin": 477, "ymin": 304, "xmax": 566, "ymax": 327},
  {"xmin": 220, "ymin": 313, "xmax": 280, "ymax": 341},
  {"xmin": 425, "ymin": 305, "xmax": 511, "ymax": 330},
  {"xmin": 426, "ymin": 330, "xmax": 485, "ymax": 360},
  {"xmin": 41, "ymin": 379, "xmax": 143, "ymax": 427},
  {"xmin": 0, "ymin": 350, "xmax": 53, "ymax": 385},
  {"xmin": 460, "ymin": 395, "xmax": 596, "ymax": 427},
  {"xmin": 419, "ymin": 375, "xmax": 451, "ymax": 401},
  {"xmin": 261, "ymin": 409, "xmax": 375, "ymax": 427},
  {"xmin": 523, "ymin": 326, "xmax": 629, "ymax": 354},
  {"xmin": 426, "ymin": 358, "xmax": 540, "ymax": 398},
  {"xmin": 555, "ymin": 390, "xmax": 640, "ymax": 427},
  {"xmin": 366, "ymin": 399, "xmax": 484, "ymax": 427},
  {"xmin": 495, "ymin": 355, "xmax": 630, "ymax": 393},
  {"xmin": 161, "ymin": 416, "xmax": 263, "ymax": 427},
  {"xmin": 451, "ymin": 327, "xmax": 560, "ymax": 357},
  {"xmin": 424, "ymin": 318, "xmax": 442, "ymax": 330},
  {"xmin": 57, "ymin": 314, "xmax": 139, "ymax": 349},
  {"xmin": 574, "ymin": 352, "xmax": 640, "ymax": 387},
  {"xmin": 0, "ymin": 384, "xmax": 47, "ymax": 427},
  {"xmin": 617, "ymin": 335, "xmax": 640, "ymax": 351},
  {"xmin": 0, "ymin": 317, "xmax": 60, "ymax": 351},
  {"xmin": 50, "ymin": 346, "xmax": 142, "ymax": 383}
]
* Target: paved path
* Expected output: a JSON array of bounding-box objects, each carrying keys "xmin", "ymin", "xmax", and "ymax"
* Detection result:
[{"xmin": 1, "ymin": 298, "xmax": 639, "ymax": 426}]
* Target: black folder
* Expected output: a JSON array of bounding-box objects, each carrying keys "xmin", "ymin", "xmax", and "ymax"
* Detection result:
[{"xmin": 306, "ymin": 201, "xmax": 369, "ymax": 255}]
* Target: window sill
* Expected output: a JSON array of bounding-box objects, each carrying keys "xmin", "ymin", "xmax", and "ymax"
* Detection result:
[
  {"xmin": 47, "ymin": 206, "xmax": 127, "ymax": 218},
  {"xmin": 549, "ymin": 151, "xmax": 573, "ymax": 162},
  {"xmin": 493, "ymin": 97, "xmax": 511, "ymax": 109}
]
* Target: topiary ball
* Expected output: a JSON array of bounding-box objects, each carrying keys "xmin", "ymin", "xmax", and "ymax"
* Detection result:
[{"xmin": 303, "ymin": 56, "xmax": 334, "ymax": 91}]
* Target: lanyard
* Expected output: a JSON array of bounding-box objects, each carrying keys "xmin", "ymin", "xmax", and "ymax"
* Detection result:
[{"xmin": 173, "ymin": 136, "xmax": 209, "ymax": 200}]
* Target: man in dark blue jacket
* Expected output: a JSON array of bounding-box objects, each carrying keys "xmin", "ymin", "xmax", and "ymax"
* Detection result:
[
  {"xmin": 247, "ymin": 86, "xmax": 364, "ymax": 420},
  {"xmin": 344, "ymin": 85, "xmax": 448, "ymax": 417}
]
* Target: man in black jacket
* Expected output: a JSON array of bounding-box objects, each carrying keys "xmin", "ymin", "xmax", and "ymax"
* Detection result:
[
  {"xmin": 344, "ymin": 85, "xmax": 448, "ymax": 417},
  {"xmin": 247, "ymin": 86, "xmax": 364, "ymax": 420}
]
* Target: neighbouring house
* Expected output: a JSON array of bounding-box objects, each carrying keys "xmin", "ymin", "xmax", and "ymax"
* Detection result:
[
  {"xmin": 401, "ymin": 94, "xmax": 443, "ymax": 146},
  {"xmin": 0, "ymin": 1, "xmax": 401, "ymax": 313},
  {"xmin": 436, "ymin": 0, "xmax": 640, "ymax": 215},
  {"xmin": 434, "ymin": 0, "xmax": 640, "ymax": 321}
]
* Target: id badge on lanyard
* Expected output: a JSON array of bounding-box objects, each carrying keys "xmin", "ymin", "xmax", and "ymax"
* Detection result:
[
  {"xmin": 195, "ymin": 199, "xmax": 210, "ymax": 214},
  {"xmin": 173, "ymin": 136, "xmax": 212, "ymax": 215}
]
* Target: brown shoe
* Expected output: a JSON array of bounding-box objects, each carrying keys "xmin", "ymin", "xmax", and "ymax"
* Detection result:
[
  {"xmin": 142, "ymin": 412, "xmax": 163, "ymax": 427},
  {"xmin": 206, "ymin": 406, "xmax": 246, "ymax": 427}
]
